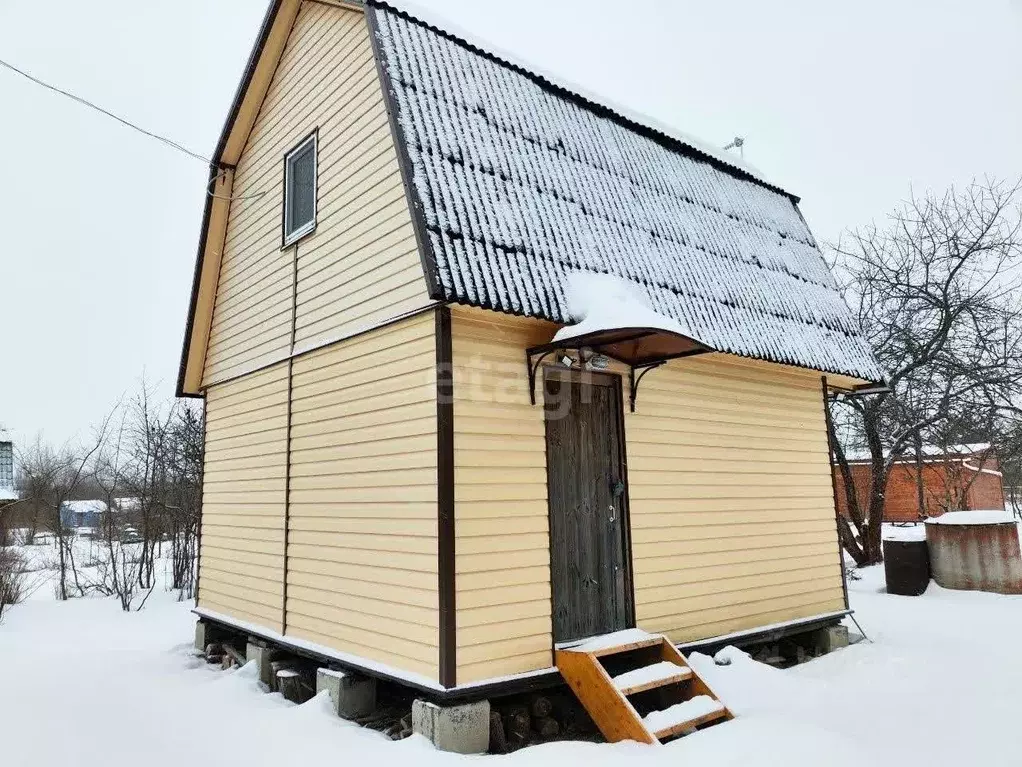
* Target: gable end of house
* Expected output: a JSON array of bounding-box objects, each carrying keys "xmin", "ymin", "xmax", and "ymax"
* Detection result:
[{"xmin": 178, "ymin": 0, "xmax": 438, "ymax": 395}]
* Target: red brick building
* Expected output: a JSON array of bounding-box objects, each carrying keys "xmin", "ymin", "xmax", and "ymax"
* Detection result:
[{"xmin": 834, "ymin": 444, "xmax": 1006, "ymax": 522}]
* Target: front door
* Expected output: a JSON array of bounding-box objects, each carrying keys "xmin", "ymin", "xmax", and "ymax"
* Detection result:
[{"xmin": 544, "ymin": 369, "xmax": 632, "ymax": 644}]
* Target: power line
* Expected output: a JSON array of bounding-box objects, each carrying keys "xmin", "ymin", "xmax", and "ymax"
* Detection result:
[
  {"xmin": 0, "ymin": 56, "xmax": 212, "ymax": 165},
  {"xmin": 0, "ymin": 55, "xmax": 268, "ymax": 202}
]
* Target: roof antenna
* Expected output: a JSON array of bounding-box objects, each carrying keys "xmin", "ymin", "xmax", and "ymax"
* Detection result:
[{"xmin": 723, "ymin": 136, "xmax": 745, "ymax": 159}]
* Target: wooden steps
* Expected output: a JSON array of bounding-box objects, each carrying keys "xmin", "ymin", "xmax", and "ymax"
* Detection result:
[
  {"xmin": 642, "ymin": 696, "xmax": 727, "ymax": 740},
  {"xmin": 613, "ymin": 660, "xmax": 693, "ymax": 695},
  {"xmin": 556, "ymin": 630, "xmax": 733, "ymax": 745}
]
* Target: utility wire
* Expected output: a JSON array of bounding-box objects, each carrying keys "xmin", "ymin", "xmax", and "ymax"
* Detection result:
[
  {"xmin": 0, "ymin": 56, "xmax": 212, "ymax": 165},
  {"xmin": 0, "ymin": 55, "xmax": 267, "ymax": 201}
]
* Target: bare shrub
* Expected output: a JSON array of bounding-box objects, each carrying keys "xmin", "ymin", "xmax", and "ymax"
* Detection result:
[{"xmin": 0, "ymin": 547, "xmax": 27, "ymax": 620}]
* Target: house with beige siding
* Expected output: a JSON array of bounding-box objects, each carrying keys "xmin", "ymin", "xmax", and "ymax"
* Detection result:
[{"xmin": 178, "ymin": 0, "xmax": 883, "ymax": 724}]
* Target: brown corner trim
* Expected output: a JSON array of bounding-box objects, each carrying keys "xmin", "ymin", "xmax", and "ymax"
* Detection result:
[
  {"xmin": 435, "ymin": 306, "xmax": 456, "ymax": 688},
  {"xmin": 366, "ymin": 4, "xmax": 444, "ymax": 301},
  {"xmin": 821, "ymin": 375, "xmax": 851, "ymax": 610}
]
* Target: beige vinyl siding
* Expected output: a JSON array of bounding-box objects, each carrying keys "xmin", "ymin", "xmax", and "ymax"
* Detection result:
[
  {"xmin": 626, "ymin": 355, "xmax": 845, "ymax": 640},
  {"xmin": 286, "ymin": 312, "xmax": 439, "ymax": 679},
  {"xmin": 198, "ymin": 362, "xmax": 288, "ymax": 632},
  {"xmin": 450, "ymin": 308, "xmax": 558, "ymax": 684},
  {"xmin": 202, "ymin": 2, "xmax": 430, "ymax": 387},
  {"xmin": 448, "ymin": 306, "xmax": 844, "ymax": 681}
]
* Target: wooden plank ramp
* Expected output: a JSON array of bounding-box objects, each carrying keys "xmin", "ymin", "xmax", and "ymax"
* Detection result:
[{"xmin": 555, "ymin": 629, "xmax": 733, "ymax": 745}]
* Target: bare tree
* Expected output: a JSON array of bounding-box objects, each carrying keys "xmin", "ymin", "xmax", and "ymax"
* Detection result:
[
  {"xmin": 829, "ymin": 179, "xmax": 1022, "ymax": 565},
  {"xmin": 17, "ymin": 419, "xmax": 112, "ymax": 599},
  {"xmin": 165, "ymin": 403, "xmax": 204, "ymax": 599},
  {"xmin": 1000, "ymin": 421, "xmax": 1022, "ymax": 519},
  {"xmin": 87, "ymin": 413, "xmax": 145, "ymax": 610},
  {"xmin": 7, "ymin": 383, "xmax": 204, "ymax": 611},
  {"xmin": 122, "ymin": 385, "xmax": 177, "ymax": 596}
]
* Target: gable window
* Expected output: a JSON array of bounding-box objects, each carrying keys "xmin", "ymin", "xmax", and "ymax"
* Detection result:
[{"xmin": 283, "ymin": 132, "xmax": 317, "ymax": 245}]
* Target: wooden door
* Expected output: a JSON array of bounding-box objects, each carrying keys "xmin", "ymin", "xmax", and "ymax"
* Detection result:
[{"xmin": 544, "ymin": 370, "xmax": 632, "ymax": 644}]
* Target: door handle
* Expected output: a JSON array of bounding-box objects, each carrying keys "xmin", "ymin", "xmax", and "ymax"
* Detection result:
[{"xmin": 608, "ymin": 505, "xmax": 616, "ymax": 523}]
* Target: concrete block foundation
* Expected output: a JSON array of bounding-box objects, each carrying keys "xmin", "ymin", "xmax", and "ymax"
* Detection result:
[
  {"xmin": 814, "ymin": 624, "xmax": 850, "ymax": 653},
  {"xmin": 412, "ymin": 699, "xmax": 490, "ymax": 754},
  {"xmin": 316, "ymin": 668, "xmax": 377, "ymax": 719},
  {"xmin": 193, "ymin": 621, "xmax": 209, "ymax": 653},
  {"xmin": 269, "ymin": 660, "xmax": 298, "ymax": 692},
  {"xmin": 194, "ymin": 620, "xmax": 230, "ymax": 653},
  {"xmin": 246, "ymin": 640, "xmax": 277, "ymax": 688}
]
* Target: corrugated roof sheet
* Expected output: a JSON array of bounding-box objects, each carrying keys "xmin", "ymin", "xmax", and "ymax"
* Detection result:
[{"xmin": 369, "ymin": 2, "xmax": 883, "ymax": 382}]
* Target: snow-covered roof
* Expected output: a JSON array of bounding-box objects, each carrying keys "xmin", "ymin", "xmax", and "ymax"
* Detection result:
[
  {"xmin": 60, "ymin": 498, "xmax": 136, "ymax": 514},
  {"xmin": 62, "ymin": 500, "xmax": 107, "ymax": 514},
  {"xmin": 0, "ymin": 488, "xmax": 17, "ymax": 501},
  {"xmin": 369, "ymin": 1, "xmax": 884, "ymax": 383},
  {"xmin": 378, "ymin": 0, "xmax": 777, "ymax": 191}
]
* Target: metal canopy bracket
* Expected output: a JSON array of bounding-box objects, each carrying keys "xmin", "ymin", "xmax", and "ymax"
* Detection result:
[
  {"xmin": 628, "ymin": 362, "xmax": 665, "ymax": 412},
  {"xmin": 526, "ymin": 349, "xmax": 557, "ymax": 406},
  {"xmin": 526, "ymin": 327, "xmax": 712, "ymax": 410},
  {"xmin": 526, "ymin": 346, "xmax": 708, "ymax": 411}
]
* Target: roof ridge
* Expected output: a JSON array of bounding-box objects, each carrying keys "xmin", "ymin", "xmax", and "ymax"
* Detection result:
[{"xmin": 366, "ymin": 0, "xmax": 797, "ymax": 202}]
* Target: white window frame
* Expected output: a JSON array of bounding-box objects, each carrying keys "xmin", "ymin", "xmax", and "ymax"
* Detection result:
[{"xmin": 283, "ymin": 132, "xmax": 318, "ymax": 247}]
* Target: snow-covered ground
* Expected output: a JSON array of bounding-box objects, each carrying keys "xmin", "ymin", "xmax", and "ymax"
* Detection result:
[
  {"xmin": 2, "ymin": 552, "xmax": 1021, "ymax": 766},
  {"xmin": 12, "ymin": 530, "xmax": 180, "ymax": 602}
]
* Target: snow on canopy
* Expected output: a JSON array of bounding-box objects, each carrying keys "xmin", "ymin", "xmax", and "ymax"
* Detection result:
[
  {"xmin": 369, "ymin": 2, "xmax": 883, "ymax": 382},
  {"xmin": 552, "ymin": 272, "xmax": 693, "ymax": 343}
]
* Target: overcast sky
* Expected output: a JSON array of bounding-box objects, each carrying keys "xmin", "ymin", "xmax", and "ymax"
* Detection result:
[{"xmin": 1, "ymin": 0, "xmax": 1021, "ymax": 450}]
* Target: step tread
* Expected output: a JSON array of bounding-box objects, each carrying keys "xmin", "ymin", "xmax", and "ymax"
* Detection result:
[
  {"xmin": 644, "ymin": 695, "xmax": 727, "ymax": 740},
  {"xmin": 613, "ymin": 661, "xmax": 693, "ymax": 695},
  {"xmin": 559, "ymin": 628, "xmax": 664, "ymax": 657}
]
